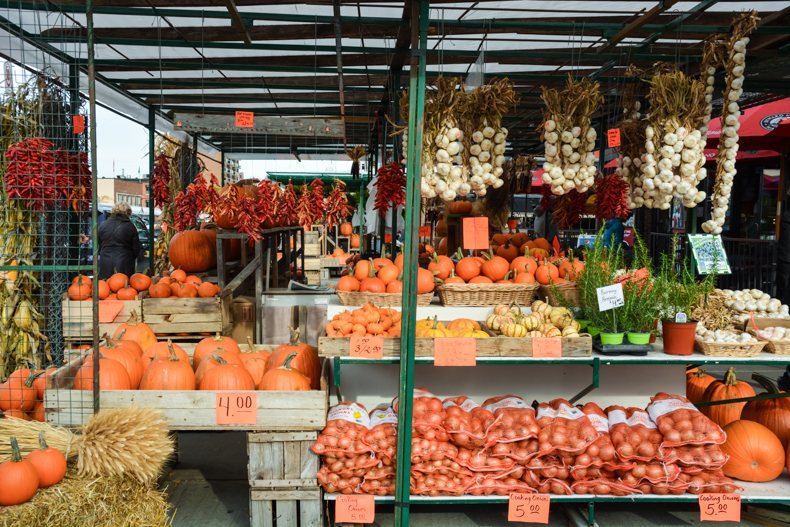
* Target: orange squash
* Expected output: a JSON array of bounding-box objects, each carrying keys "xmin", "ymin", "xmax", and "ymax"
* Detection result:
[
  {"xmin": 337, "ymin": 275, "xmax": 361, "ymax": 292},
  {"xmin": 68, "ymin": 276, "xmax": 92, "ymax": 300},
  {"xmin": 198, "ymin": 355, "xmax": 255, "ymax": 390},
  {"xmin": 377, "ymin": 264, "xmax": 400, "ymax": 286},
  {"xmin": 113, "ymin": 311, "xmax": 157, "ymax": 351},
  {"xmin": 416, "ymin": 267, "xmax": 435, "ymax": 294},
  {"xmin": 258, "ymin": 353, "xmax": 311, "ymax": 391},
  {"xmin": 495, "ymin": 241, "xmax": 519, "ymax": 263},
  {"xmin": 198, "ymin": 282, "xmax": 219, "ymax": 297},
  {"xmin": 170, "ymin": 269, "xmax": 187, "ymax": 283},
  {"xmin": 446, "ymin": 200, "xmax": 473, "ymax": 215},
  {"xmin": 142, "ymin": 340, "xmax": 190, "ymax": 368},
  {"xmin": 193, "ymin": 333, "xmax": 241, "ymax": 369},
  {"xmin": 339, "ymin": 223, "xmax": 353, "ymax": 236},
  {"xmin": 107, "ymin": 273, "xmax": 127, "ymax": 292},
  {"xmin": 481, "ymin": 251, "xmax": 509, "ymax": 282},
  {"xmin": 129, "ymin": 273, "xmax": 151, "ymax": 292},
  {"xmin": 428, "ymin": 253, "xmax": 454, "ymax": 281},
  {"xmin": 700, "ymin": 368, "xmax": 756, "ymax": 428},
  {"xmin": 535, "ymin": 261, "xmax": 560, "ymax": 285},
  {"xmin": 73, "ymin": 356, "xmax": 132, "ymax": 390},
  {"xmin": 195, "ymin": 348, "xmax": 245, "ymax": 385},
  {"xmin": 686, "ymin": 368, "xmax": 716, "ymax": 405},
  {"xmin": 168, "ymin": 230, "xmax": 216, "ymax": 273},
  {"xmin": 116, "ymin": 286, "xmax": 137, "ymax": 300},
  {"xmin": 97, "ymin": 280, "xmax": 111, "ymax": 300},
  {"xmin": 149, "ymin": 281, "xmax": 171, "ymax": 298}
]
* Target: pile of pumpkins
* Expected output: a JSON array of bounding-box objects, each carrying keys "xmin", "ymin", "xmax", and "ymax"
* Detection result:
[
  {"xmin": 414, "ymin": 317, "xmax": 490, "ymax": 338},
  {"xmin": 147, "ymin": 269, "xmax": 220, "ymax": 299},
  {"xmin": 336, "ymin": 255, "xmax": 435, "ymax": 295},
  {"xmin": 0, "ymin": 433, "xmax": 67, "ymax": 506},
  {"xmin": 66, "ymin": 270, "xmax": 220, "ymax": 301},
  {"xmin": 686, "ymin": 368, "xmax": 790, "ymax": 484},
  {"xmin": 339, "ymin": 222, "xmax": 361, "ymax": 249},
  {"xmin": 485, "ymin": 301, "xmax": 581, "ymax": 338}
]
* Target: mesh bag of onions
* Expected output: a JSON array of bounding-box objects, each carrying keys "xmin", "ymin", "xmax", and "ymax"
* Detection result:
[
  {"xmin": 482, "ymin": 395, "xmax": 541, "ymax": 447},
  {"xmin": 536, "ymin": 399, "xmax": 600, "ymax": 455},
  {"xmin": 394, "ymin": 388, "xmax": 449, "ymax": 442},
  {"xmin": 570, "ymin": 403, "xmax": 633, "ymax": 480},
  {"xmin": 673, "ymin": 443, "xmax": 729, "ymax": 471},
  {"xmin": 467, "ymin": 472, "xmax": 536, "ymax": 496},
  {"xmin": 318, "ymin": 465, "xmax": 363, "ymax": 494},
  {"xmin": 364, "ymin": 405, "xmax": 398, "ymax": 466},
  {"xmin": 442, "ymin": 396, "xmax": 497, "ymax": 449},
  {"xmin": 312, "ymin": 402, "xmax": 373, "ymax": 458},
  {"xmin": 456, "ymin": 447, "xmax": 516, "ymax": 473},
  {"xmin": 606, "ymin": 406, "xmax": 671, "ymax": 462},
  {"xmin": 677, "ymin": 469, "xmax": 742, "ymax": 495},
  {"xmin": 488, "ymin": 438, "xmax": 540, "ymax": 464},
  {"xmin": 411, "ymin": 473, "xmax": 475, "ymax": 496},
  {"xmin": 647, "ymin": 393, "xmax": 726, "ymax": 448},
  {"xmin": 360, "ymin": 465, "xmax": 397, "ymax": 496},
  {"xmin": 571, "ymin": 478, "xmax": 643, "ymax": 496}
]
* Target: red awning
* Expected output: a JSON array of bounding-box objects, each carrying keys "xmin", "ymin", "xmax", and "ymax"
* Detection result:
[
  {"xmin": 703, "ymin": 148, "xmax": 779, "ymax": 162},
  {"xmin": 706, "ymin": 97, "xmax": 790, "ymax": 151}
]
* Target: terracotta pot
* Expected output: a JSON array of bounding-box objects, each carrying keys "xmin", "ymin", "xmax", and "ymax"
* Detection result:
[{"xmin": 662, "ymin": 320, "xmax": 698, "ymax": 356}]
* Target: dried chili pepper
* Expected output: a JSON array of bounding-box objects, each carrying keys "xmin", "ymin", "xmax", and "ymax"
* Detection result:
[
  {"xmin": 552, "ymin": 190, "xmax": 589, "ymax": 230},
  {"xmin": 279, "ymin": 180, "xmax": 298, "ymax": 227},
  {"xmin": 296, "ymin": 184, "xmax": 314, "ymax": 229},
  {"xmin": 595, "ymin": 174, "xmax": 631, "ymax": 221},
  {"xmin": 373, "ymin": 162, "xmax": 405, "ymax": 217},
  {"xmin": 152, "ymin": 153, "xmax": 171, "ymax": 208},
  {"xmin": 324, "ymin": 180, "xmax": 351, "ymax": 230}
]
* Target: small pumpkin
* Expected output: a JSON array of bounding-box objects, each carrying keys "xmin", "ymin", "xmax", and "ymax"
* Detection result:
[
  {"xmin": 68, "ymin": 276, "xmax": 91, "ymax": 300},
  {"xmin": 170, "ymin": 269, "xmax": 187, "ymax": 283},
  {"xmin": 501, "ymin": 323, "xmax": 527, "ymax": 338},
  {"xmin": 455, "ymin": 252, "xmax": 482, "ymax": 282},
  {"xmin": 701, "ymin": 367, "xmax": 756, "ymax": 428},
  {"xmin": 0, "ymin": 369, "xmax": 38, "ymax": 412},
  {"xmin": 443, "ymin": 270, "xmax": 465, "ymax": 285},
  {"xmin": 258, "ymin": 353, "xmax": 311, "ymax": 391},
  {"xmin": 520, "ymin": 314, "xmax": 542, "ymax": 332},
  {"xmin": 142, "ymin": 339, "xmax": 190, "ymax": 368},
  {"xmin": 195, "ymin": 347, "xmax": 245, "ymax": 385},
  {"xmin": 481, "ymin": 251, "xmax": 509, "ymax": 282},
  {"xmin": 485, "ymin": 313, "xmax": 513, "ymax": 332},
  {"xmin": 116, "ymin": 285, "xmax": 137, "ymax": 300},
  {"xmin": 415, "ymin": 316, "xmax": 449, "ymax": 338},
  {"xmin": 266, "ymin": 329, "xmax": 321, "ymax": 389},
  {"xmin": 129, "ymin": 273, "xmax": 152, "ymax": 292},
  {"xmin": 194, "ymin": 333, "xmax": 241, "ymax": 369},
  {"xmin": 198, "ymin": 354, "xmax": 255, "ymax": 390},
  {"xmin": 721, "ymin": 420, "xmax": 785, "ymax": 482},
  {"xmin": 416, "ymin": 267, "xmax": 436, "ymax": 294},
  {"xmin": 350, "ymin": 233, "xmax": 360, "ymax": 248},
  {"xmin": 177, "ymin": 283, "xmax": 199, "ymax": 298},
  {"xmin": 447, "ymin": 319, "xmax": 481, "ymax": 334},
  {"xmin": 740, "ymin": 373, "xmax": 790, "ymax": 446},
  {"xmin": 25, "ymin": 431, "xmax": 66, "ymax": 488},
  {"xmin": 149, "ymin": 281, "xmax": 171, "ymax": 298},
  {"xmin": 97, "ymin": 279, "xmax": 111, "ymax": 300},
  {"xmin": 337, "ymin": 275, "xmax": 361, "ymax": 292},
  {"xmin": 496, "ymin": 241, "xmax": 519, "ymax": 263},
  {"xmin": 0, "ymin": 437, "xmax": 39, "ymax": 505},
  {"xmin": 339, "ymin": 222, "xmax": 353, "ymax": 236},
  {"xmin": 101, "ymin": 334, "xmax": 145, "ymax": 389},
  {"xmin": 107, "ymin": 273, "xmax": 128, "ymax": 292},
  {"xmin": 535, "ymin": 261, "xmax": 560, "ymax": 285},
  {"xmin": 428, "ymin": 253, "xmax": 454, "ymax": 281},
  {"xmin": 198, "ymin": 282, "xmax": 219, "ymax": 297}
]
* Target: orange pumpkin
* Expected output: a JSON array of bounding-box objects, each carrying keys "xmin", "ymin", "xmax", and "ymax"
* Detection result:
[
  {"xmin": 139, "ymin": 344, "xmax": 196, "ymax": 390},
  {"xmin": 700, "ymin": 368, "xmax": 756, "ymax": 428},
  {"xmin": 491, "ymin": 233, "xmax": 510, "ymax": 246},
  {"xmin": 68, "ymin": 276, "xmax": 92, "ymax": 300},
  {"xmin": 350, "ymin": 234, "xmax": 360, "ymax": 248},
  {"xmin": 443, "ymin": 270, "xmax": 465, "ymax": 284},
  {"xmin": 116, "ymin": 286, "xmax": 137, "ymax": 300},
  {"xmin": 428, "ymin": 254, "xmax": 454, "ymax": 281},
  {"xmin": 529, "ymin": 247, "xmax": 549, "ymax": 259},
  {"xmin": 129, "ymin": 273, "xmax": 152, "ymax": 292},
  {"xmin": 339, "ymin": 223, "xmax": 353, "ymax": 236},
  {"xmin": 513, "ymin": 270, "xmax": 536, "ymax": 284},
  {"xmin": 113, "ymin": 311, "xmax": 157, "ymax": 351},
  {"xmin": 0, "ymin": 369, "xmax": 37, "ymax": 411},
  {"xmin": 533, "ymin": 237, "xmax": 551, "ymax": 252},
  {"xmin": 101, "ymin": 337, "xmax": 145, "ymax": 389},
  {"xmin": 169, "ymin": 230, "xmax": 216, "ymax": 273},
  {"xmin": 195, "ymin": 347, "xmax": 245, "ymax": 385},
  {"xmin": 193, "ymin": 333, "xmax": 241, "ymax": 369},
  {"xmin": 495, "ymin": 241, "xmax": 519, "ymax": 262},
  {"xmin": 198, "ymin": 355, "xmax": 255, "ymax": 390},
  {"xmin": 721, "ymin": 420, "xmax": 786, "ymax": 482},
  {"xmin": 337, "ymin": 275, "xmax": 361, "ymax": 292},
  {"xmin": 360, "ymin": 276, "xmax": 386, "ymax": 293},
  {"xmin": 97, "ymin": 280, "xmax": 111, "ymax": 300},
  {"xmin": 469, "ymin": 276, "xmax": 493, "ymax": 284},
  {"xmin": 149, "ymin": 281, "xmax": 171, "ymax": 298},
  {"xmin": 266, "ymin": 329, "xmax": 321, "ymax": 389},
  {"xmin": 142, "ymin": 340, "xmax": 190, "ymax": 368},
  {"xmin": 686, "ymin": 368, "xmax": 716, "ymax": 405},
  {"xmin": 535, "ymin": 261, "xmax": 560, "ymax": 285},
  {"xmin": 258, "ymin": 353, "xmax": 311, "ymax": 391},
  {"xmin": 436, "ymin": 237, "xmax": 447, "ymax": 255},
  {"xmin": 416, "ymin": 267, "xmax": 435, "ymax": 294},
  {"xmin": 170, "ymin": 269, "xmax": 187, "ymax": 283},
  {"xmin": 446, "ymin": 200, "xmax": 473, "ymax": 215},
  {"xmin": 511, "ymin": 231, "xmax": 528, "ymax": 248},
  {"xmin": 740, "ymin": 373, "xmax": 790, "ymax": 447},
  {"xmin": 372, "ymin": 257, "xmax": 393, "ymax": 271},
  {"xmin": 198, "ymin": 282, "xmax": 219, "ymax": 297},
  {"xmin": 481, "ymin": 252, "xmax": 509, "ymax": 282},
  {"xmin": 185, "ymin": 275, "xmax": 202, "ymax": 286},
  {"xmin": 386, "ymin": 279, "xmax": 403, "ymax": 293},
  {"xmin": 107, "ymin": 273, "xmax": 127, "ymax": 292},
  {"xmin": 377, "ymin": 264, "xmax": 400, "ymax": 286},
  {"xmin": 455, "ymin": 252, "xmax": 482, "ymax": 282},
  {"xmin": 73, "ymin": 356, "xmax": 132, "ymax": 390},
  {"xmin": 0, "ymin": 437, "xmax": 39, "ymax": 506},
  {"xmin": 177, "ymin": 283, "xmax": 199, "ymax": 298},
  {"xmin": 354, "ymin": 260, "xmax": 373, "ymax": 281}
]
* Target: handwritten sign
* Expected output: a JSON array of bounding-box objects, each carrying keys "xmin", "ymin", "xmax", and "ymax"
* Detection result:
[
  {"xmin": 216, "ymin": 392, "xmax": 257, "ymax": 425},
  {"xmin": 687, "ymin": 234, "xmax": 731, "ymax": 275},
  {"xmin": 508, "ymin": 493, "xmax": 550, "ymax": 524},
  {"xmin": 335, "ymin": 495, "xmax": 375, "ymax": 524},
  {"xmin": 235, "ymin": 111, "xmax": 254, "ymax": 128},
  {"xmin": 73, "ymin": 115, "xmax": 85, "ymax": 134},
  {"xmin": 349, "ymin": 336, "xmax": 384, "ymax": 359},
  {"xmin": 532, "ymin": 337, "xmax": 561, "ymax": 358},
  {"xmin": 596, "ymin": 283, "xmax": 624, "ymax": 312},
  {"xmin": 462, "ymin": 217, "xmax": 489, "ymax": 250},
  {"xmin": 434, "ymin": 338, "xmax": 476, "ymax": 366},
  {"xmin": 419, "ymin": 225, "xmax": 431, "ymax": 237},
  {"xmin": 607, "ymin": 128, "xmax": 621, "ymax": 148},
  {"xmin": 699, "ymin": 493, "xmax": 740, "ymax": 522}
]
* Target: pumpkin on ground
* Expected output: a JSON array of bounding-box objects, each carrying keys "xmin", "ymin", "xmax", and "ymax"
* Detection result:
[
  {"xmin": 25, "ymin": 432, "xmax": 66, "ymax": 488},
  {"xmin": 258, "ymin": 353, "xmax": 311, "ymax": 391},
  {"xmin": 721, "ymin": 420, "xmax": 786, "ymax": 482},
  {"xmin": 700, "ymin": 367, "xmax": 756, "ymax": 428},
  {"xmin": 0, "ymin": 437, "xmax": 39, "ymax": 506},
  {"xmin": 740, "ymin": 373, "xmax": 790, "ymax": 446}
]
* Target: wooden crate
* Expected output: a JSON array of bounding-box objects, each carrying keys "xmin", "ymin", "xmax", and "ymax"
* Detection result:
[
  {"xmin": 141, "ymin": 291, "xmax": 231, "ymax": 336},
  {"xmin": 318, "ymin": 335, "xmax": 592, "ymax": 358},
  {"xmin": 303, "ymin": 258, "xmax": 321, "ymax": 271},
  {"xmin": 250, "ymin": 488, "xmax": 322, "ymax": 527},
  {"xmin": 320, "ymin": 257, "xmax": 345, "ymax": 268},
  {"xmin": 61, "ymin": 297, "xmax": 142, "ymax": 339},
  {"xmin": 248, "ymin": 432, "xmax": 318, "ymax": 489}
]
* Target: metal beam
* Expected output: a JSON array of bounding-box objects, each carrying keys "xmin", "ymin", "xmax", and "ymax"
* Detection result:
[
  {"xmin": 224, "ymin": 0, "xmax": 252, "ymax": 46},
  {"xmin": 332, "ymin": 0, "xmax": 347, "ymax": 148},
  {"xmin": 597, "ymin": 0, "xmax": 678, "ymax": 53}
]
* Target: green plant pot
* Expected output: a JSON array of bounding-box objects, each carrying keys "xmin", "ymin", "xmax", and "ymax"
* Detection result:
[
  {"xmin": 600, "ymin": 332, "xmax": 625, "ymax": 345},
  {"xmin": 577, "ymin": 319, "xmax": 590, "ymax": 331},
  {"xmin": 587, "ymin": 325, "xmax": 601, "ymax": 337},
  {"xmin": 626, "ymin": 332, "xmax": 651, "ymax": 345}
]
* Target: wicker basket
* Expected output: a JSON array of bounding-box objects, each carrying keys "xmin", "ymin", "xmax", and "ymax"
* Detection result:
[
  {"xmin": 746, "ymin": 329, "xmax": 790, "ymax": 354},
  {"xmin": 336, "ymin": 291, "xmax": 434, "ymax": 306},
  {"xmin": 538, "ymin": 282, "xmax": 580, "ymax": 307},
  {"xmin": 695, "ymin": 332, "xmax": 767, "ymax": 357},
  {"xmin": 437, "ymin": 283, "xmax": 539, "ymax": 307}
]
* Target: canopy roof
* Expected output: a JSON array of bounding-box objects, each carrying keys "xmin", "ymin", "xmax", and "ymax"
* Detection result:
[{"xmin": 2, "ymin": 1, "xmax": 789, "ymax": 158}]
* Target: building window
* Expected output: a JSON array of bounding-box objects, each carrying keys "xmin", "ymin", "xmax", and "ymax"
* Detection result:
[{"xmin": 116, "ymin": 193, "xmax": 142, "ymax": 207}]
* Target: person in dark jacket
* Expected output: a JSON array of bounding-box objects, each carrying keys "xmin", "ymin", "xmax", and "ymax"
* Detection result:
[{"xmin": 98, "ymin": 203, "xmax": 141, "ymax": 279}]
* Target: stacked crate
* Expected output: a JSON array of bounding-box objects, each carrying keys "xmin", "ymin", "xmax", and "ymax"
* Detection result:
[{"xmin": 303, "ymin": 229, "xmax": 321, "ymax": 285}]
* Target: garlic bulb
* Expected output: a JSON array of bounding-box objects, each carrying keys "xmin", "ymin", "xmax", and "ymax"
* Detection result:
[
  {"xmin": 467, "ymin": 122, "xmax": 508, "ymax": 193},
  {"xmin": 421, "ymin": 118, "xmax": 467, "ymax": 199}
]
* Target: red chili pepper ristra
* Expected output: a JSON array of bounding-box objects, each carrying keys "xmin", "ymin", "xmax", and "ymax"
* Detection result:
[
  {"xmin": 324, "ymin": 180, "xmax": 351, "ymax": 230},
  {"xmin": 595, "ymin": 174, "xmax": 631, "ymax": 221},
  {"xmin": 373, "ymin": 162, "xmax": 406, "ymax": 216},
  {"xmin": 152, "ymin": 153, "xmax": 171, "ymax": 208}
]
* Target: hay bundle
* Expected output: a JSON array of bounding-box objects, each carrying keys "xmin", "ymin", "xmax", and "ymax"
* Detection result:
[
  {"xmin": 0, "ymin": 475, "xmax": 172, "ymax": 527},
  {"xmin": 0, "ymin": 408, "xmax": 173, "ymax": 483}
]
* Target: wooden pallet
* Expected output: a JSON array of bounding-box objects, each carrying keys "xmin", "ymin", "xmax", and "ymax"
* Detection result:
[
  {"xmin": 141, "ymin": 291, "xmax": 231, "ymax": 336},
  {"xmin": 250, "ymin": 488, "xmax": 322, "ymax": 527},
  {"xmin": 248, "ymin": 431, "xmax": 319, "ymax": 489},
  {"xmin": 318, "ymin": 335, "xmax": 593, "ymax": 358},
  {"xmin": 62, "ymin": 297, "xmax": 142, "ymax": 339}
]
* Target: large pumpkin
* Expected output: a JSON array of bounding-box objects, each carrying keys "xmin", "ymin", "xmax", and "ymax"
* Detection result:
[
  {"xmin": 258, "ymin": 353, "xmax": 311, "ymax": 391},
  {"xmin": 686, "ymin": 368, "xmax": 716, "ymax": 405},
  {"xmin": 198, "ymin": 355, "xmax": 255, "ymax": 390},
  {"xmin": 700, "ymin": 367, "xmax": 756, "ymax": 428},
  {"xmin": 169, "ymin": 230, "xmax": 216, "ymax": 273},
  {"xmin": 721, "ymin": 420, "xmax": 785, "ymax": 482},
  {"xmin": 193, "ymin": 333, "xmax": 241, "ymax": 369},
  {"xmin": 446, "ymin": 200, "xmax": 472, "ymax": 215},
  {"xmin": 139, "ymin": 344, "xmax": 196, "ymax": 390},
  {"xmin": 740, "ymin": 373, "xmax": 790, "ymax": 446},
  {"xmin": 73, "ymin": 356, "xmax": 132, "ymax": 390},
  {"xmin": 266, "ymin": 329, "xmax": 320, "ymax": 389}
]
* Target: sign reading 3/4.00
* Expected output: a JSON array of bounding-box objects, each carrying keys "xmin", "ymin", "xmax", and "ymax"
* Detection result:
[
  {"xmin": 215, "ymin": 392, "xmax": 256, "ymax": 425},
  {"xmin": 698, "ymin": 493, "xmax": 740, "ymax": 522},
  {"xmin": 349, "ymin": 336, "xmax": 384, "ymax": 359},
  {"xmin": 508, "ymin": 493, "xmax": 550, "ymax": 524}
]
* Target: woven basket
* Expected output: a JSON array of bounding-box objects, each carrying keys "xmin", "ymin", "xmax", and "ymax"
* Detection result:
[
  {"xmin": 538, "ymin": 282, "xmax": 580, "ymax": 307},
  {"xmin": 746, "ymin": 329, "xmax": 790, "ymax": 354},
  {"xmin": 437, "ymin": 283, "xmax": 539, "ymax": 307},
  {"xmin": 336, "ymin": 291, "xmax": 433, "ymax": 306},
  {"xmin": 695, "ymin": 333, "xmax": 767, "ymax": 357}
]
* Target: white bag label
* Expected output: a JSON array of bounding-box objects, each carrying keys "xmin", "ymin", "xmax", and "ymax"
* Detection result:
[
  {"xmin": 484, "ymin": 396, "xmax": 528, "ymax": 413},
  {"xmin": 587, "ymin": 413, "xmax": 609, "ymax": 433},
  {"xmin": 369, "ymin": 405, "xmax": 397, "ymax": 427},
  {"xmin": 647, "ymin": 397, "xmax": 698, "ymax": 421},
  {"xmin": 328, "ymin": 402, "xmax": 370, "ymax": 428}
]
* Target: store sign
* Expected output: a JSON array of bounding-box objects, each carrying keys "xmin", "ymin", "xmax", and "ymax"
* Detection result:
[
  {"xmin": 235, "ymin": 111, "xmax": 254, "ymax": 128},
  {"xmin": 699, "ymin": 493, "xmax": 740, "ymax": 522},
  {"xmin": 349, "ymin": 336, "xmax": 384, "ymax": 359},
  {"xmin": 216, "ymin": 393, "xmax": 257, "ymax": 425},
  {"xmin": 596, "ymin": 283, "xmax": 624, "ymax": 312},
  {"xmin": 508, "ymin": 493, "xmax": 550, "ymax": 524},
  {"xmin": 687, "ymin": 234, "xmax": 731, "ymax": 275},
  {"xmin": 434, "ymin": 338, "xmax": 476, "ymax": 366},
  {"xmin": 532, "ymin": 337, "xmax": 561, "ymax": 358},
  {"xmin": 335, "ymin": 495, "xmax": 375, "ymax": 524},
  {"xmin": 462, "ymin": 217, "xmax": 489, "ymax": 250},
  {"xmin": 607, "ymin": 128, "xmax": 621, "ymax": 148}
]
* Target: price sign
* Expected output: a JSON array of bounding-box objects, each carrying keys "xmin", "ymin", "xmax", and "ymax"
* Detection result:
[
  {"xmin": 349, "ymin": 336, "xmax": 384, "ymax": 359},
  {"xmin": 216, "ymin": 392, "xmax": 257, "ymax": 425},
  {"xmin": 508, "ymin": 493, "xmax": 550, "ymax": 524},
  {"xmin": 235, "ymin": 111, "xmax": 254, "ymax": 128},
  {"xmin": 384, "ymin": 233, "xmax": 392, "ymax": 244},
  {"xmin": 596, "ymin": 283, "xmax": 624, "ymax": 312},
  {"xmin": 73, "ymin": 115, "xmax": 85, "ymax": 134},
  {"xmin": 462, "ymin": 217, "xmax": 489, "ymax": 250},
  {"xmin": 335, "ymin": 495, "xmax": 375, "ymax": 524},
  {"xmin": 419, "ymin": 225, "xmax": 431, "ymax": 237},
  {"xmin": 434, "ymin": 338, "xmax": 476, "ymax": 366},
  {"xmin": 532, "ymin": 337, "xmax": 561, "ymax": 358},
  {"xmin": 607, "ymin": 128, "xmax": 621, "ymax": 147},
  {"xmin": 699, "ymin": 494, "xmax": 740, "ymax": 522}
]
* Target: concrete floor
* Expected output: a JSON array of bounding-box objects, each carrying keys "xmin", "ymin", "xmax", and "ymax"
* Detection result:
[{"xmin": 163, "ymin": 432, "xmax": 778, "ymax": 527}]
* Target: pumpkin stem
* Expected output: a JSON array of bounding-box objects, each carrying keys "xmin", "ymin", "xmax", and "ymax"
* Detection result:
[
  {"xmin": 126, "ymin": 310, "xmax": 140, "ymax": 325},
  {"xmin": 455, "ymin": 248, "xmax": 465, "ymax": 260},
  {"xmin": 723, "ymin": 367, "xmax": 739, "ymax": 387},
  {"xmin": 289, "ymin": 327, "xmax": 301, "ymax": 346},
  {"xmin": 211, "ymin": 353, "xmax": 228, "ymax": 365},
  {"xmin": 368, "ymin": 259, "xmax": 376, "ymax": 279},
  {"xmin": 167, "ymin": 342, "xmax": 180, "ymax": 362},
  {"xmin": 38, "ymin": 431, "xmax": 48, "ymax": 450},
  {"xmin": 431, "ymin": 316, "xmax": 440, "ymax": 330},
  {"xmin": 213, "ymin": 332, "xmax": 223, "ymax": 342},
  {"xmin": 281, "ymin": 352, "xmax": 298, "ymax": 370},
  {"xmin": 751, "ymin": 373, "xmax": 781, "ymax": 394},
  {"xmin": 10, "ymin": 437, "xmax": 22, "ymax": 462},
  {"xmin": 24, "ymin": 369, "xmax": 43, "ymax": 388}
]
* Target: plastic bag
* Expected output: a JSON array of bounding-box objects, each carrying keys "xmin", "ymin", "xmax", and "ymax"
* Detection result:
[
  {"xmin": 411, "ymin": 473, "xmax": 474, "ymax": 496},
  {"xmin": 411, "ymin": 436, "xmax": 458, "ymax": 464},
  {"xmin": 647, "ymin": 393, "xmax": 726, "ymax": 448},
  {"xmin": 482, "ymin": 395, "xmax": 540, "ymax": 446},
  {"xmin": 312, "ymin": 402, "xmax": 372, "ymax": 458},
  {"xmin": 443, "ymin": 396, "xmax": 496, "ymax": 449},
  {"xmin": 606, "ymin": 405, "xmax": 668, "ymax": 462},
  {"xmin": 394, "ymin": 388, "xmax": 449, "ymax": 441},
  {"xmin": 536, "ymin": 399, "xmax": 600, "ymax": 455},
  {"xmin": 571, "ymin": 479, "xmax": 642, "ymax": 496},
  {"xmin": 364, "ymin": 405, "xmax": 398, "ymax": 466},
  {"xmin": 317, "ymin": 465, "xmax": 362, "ymax": 494}
]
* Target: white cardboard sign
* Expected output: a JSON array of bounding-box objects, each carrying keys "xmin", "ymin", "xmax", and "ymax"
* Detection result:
[{"xmin": 596, "ymin": 283, "xmax": 624, "ymax": 312}]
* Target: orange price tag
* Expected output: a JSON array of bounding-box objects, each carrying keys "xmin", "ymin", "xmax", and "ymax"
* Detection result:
[
  {"xmin": 462, "ymin": 217, "xmax": 489, "ymax": 250},
  {"xmin": 434, "ymin": 338, "xmax": 476, "ymax": 366},
  {"xmin": 419, "ymin": 225, "xmax": 431, "ymax": 237},
  {"xmin": 349, "ymin": 336, "xmax": 384, "ymax": 359},
  {"xmin": 699, "ymin": 494, "xmax": 740, "ymax": 522},
  {"xmin": 532, "ymin": 337, "xmax": 561, "ymax": 358},
  {"xmin": 335, "ymin": 494, "xmax": 375, "ymax": 524},
  {"xmin": 235, "ymin": 111, "xmax": 254, "ymax": 128},
  {"xmin": 607, "ymin": 128, "xmax": 621, "ymax": 148},
  {"xmin": 508, "ymin": 493, "xmax": 550, "ymax": 524},
  {"xmin": 73, "ymin": 115, "xmax": 85, "ymax": 134},
  {"xmin": 215, "ymin": 392, "xmax": 257, "ymax": 425},
  {"xmin": 384, "ymin": 233, "xmax": 392, "ymax": 243}
]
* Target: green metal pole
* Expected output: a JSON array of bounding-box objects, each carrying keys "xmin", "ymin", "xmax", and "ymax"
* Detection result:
[
  {"xmin": 359, "ymin": 169, "xmax": 366, "ymax": 254},
  {"xmin": 395, "ymin": 1, "xmax": 428, "ymax": 525},
  {"xmin": 148, "ymin": 106, "xmax": 155, "ymax": 274}
]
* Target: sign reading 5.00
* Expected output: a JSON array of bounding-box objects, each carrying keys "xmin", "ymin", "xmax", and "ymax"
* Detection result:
[
  {"xmin": 698, "ymin": 493, "xmax": 740, "ymax": 522},
  {"xmin": 508, "ymin": 493, "xmax": 550, "ymax": 524}
]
